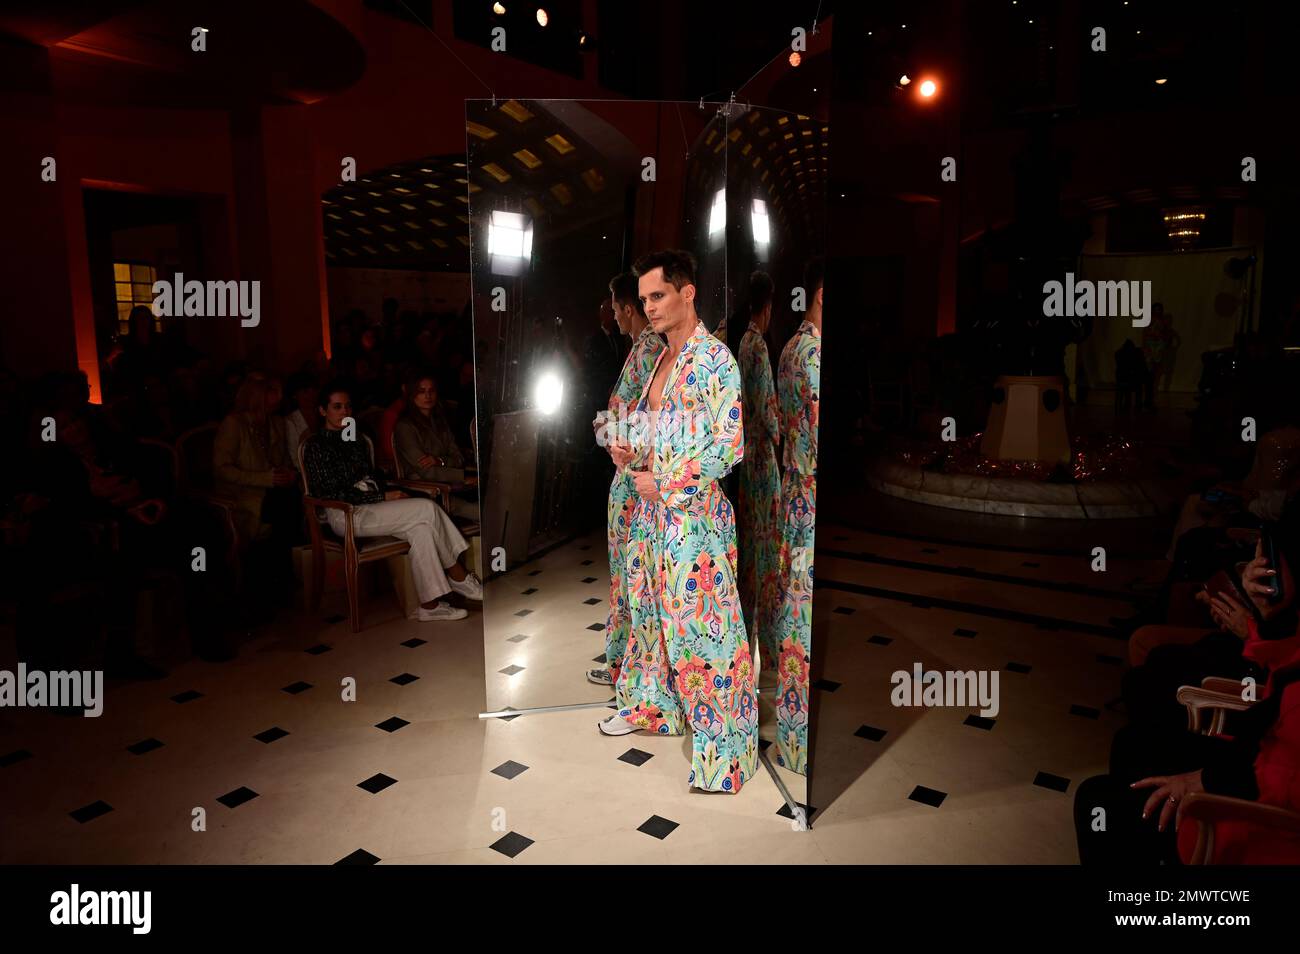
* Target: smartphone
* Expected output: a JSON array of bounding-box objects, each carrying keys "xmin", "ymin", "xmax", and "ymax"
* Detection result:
[{"xmin": 1261, "ymin": 524, "xmax": 1284, "ymax": 602}]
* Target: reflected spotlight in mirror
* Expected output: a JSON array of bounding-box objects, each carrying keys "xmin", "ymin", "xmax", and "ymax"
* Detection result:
[
  {"xmin": 751, "ymin": 198, "xmax": 770, "ymax": 259},
  {"xmin": 532, "ymin": 367, "xmax": 564, "ymax": 415},
  {"xmin": 708, "ymin": 187, "xmax": 727, "ymax": 247},
  {"xmin": 487, "ymin": 209, "xmax": 533, "ymax": 276}
]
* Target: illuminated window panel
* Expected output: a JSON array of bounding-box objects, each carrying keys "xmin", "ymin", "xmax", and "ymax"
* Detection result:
[
  {"xmin": 482, "ymin": 162, "xmax": 511, "ymax": 183},
  {"xmin": 581, "ymin": 167, "xmax": 605, "ymax": 192},
  {"xmin": 454, "ymin": 177, "xmax": 469, "ymax": 184},
  {"xmin": 550, "ymin": 182, "xmax": 574, "ymax": 205},
  {"xmin": 513, "ymin": 148, "xmax": 543, "ymax": 169},
  {"xmin": 113, "ymin": 263, "xmax": 130, "ymax": 281},
  {"xmin": 797, "ymin": 114, "xmax": 809, "ymax": 121},
  {"xmin": 467, "ymin": 121, "xmax": 497, "ymax": 139},
  {"xmin": 500, "ymin": 99, "xmax": 534, "ymax": 122},
  {"xmin": 748, "ymin": 111, "xmax": 761, "ymax": 124},
  {"xmin": 112, "ymin": 262, "xmax": 159, "ymax": 335},
  {"xmin": 418, "ymin": 167, "xmax": 434, "ymax": 173}
]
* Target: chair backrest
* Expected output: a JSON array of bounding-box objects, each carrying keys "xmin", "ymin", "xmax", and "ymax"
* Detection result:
[
  {"xmin": 176, "ymin": 422, "xmax": 220, "ymax": 491},
  {"xmin": 389, "ymin": 427, "xmax": 407, "ymax": 480}
]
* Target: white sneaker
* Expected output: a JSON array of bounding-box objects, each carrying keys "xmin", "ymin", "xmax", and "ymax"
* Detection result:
[
  {"xmin": 597, "ymin": 713, "xmax": 636, "ymax": 736},
  {"xmin": 449, "ymin": 573, "xmax": 483, "ymax": 601},
  {"xmin": 413, "ymin": 601, "xmax": 469, "ymax": 622},
  {"xmin": 586, "ymin": 668, "xmax": 614, "ymax": 686}
]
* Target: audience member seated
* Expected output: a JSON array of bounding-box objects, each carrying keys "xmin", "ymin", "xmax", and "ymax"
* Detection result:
[
  {"xmin": 1124, "ymin": 524, "xmax": 1299, "ymax": 731},
  {"xmin": 393, "ymin": 371, "xmax": 479, "ymax": 521},
  {"xmin": 301, "ymin": 381, "xmax": 482, "ymax": 622},
  {"xmin": 214, "ymin": 375, "xmax": 300, "ymax": 609},
  {"xmin": 1074, "ymin": 658, "xmax": 1300, "ymax": 865},
  {"xmin": 283, "ymin": 372, "xmax": 319, "ymax": 465}
]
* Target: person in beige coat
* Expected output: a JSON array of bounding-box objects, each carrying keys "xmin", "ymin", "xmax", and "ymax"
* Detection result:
[{"xmin": 213, "ymin": 376, "xmax": 296, "ymax": 543}]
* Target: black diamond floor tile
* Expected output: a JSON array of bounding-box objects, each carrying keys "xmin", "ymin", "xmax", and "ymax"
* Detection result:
[
  {"xmin": 490, "ymin": 760, "xmax": 529, "ymax": 780},
  {"xmin": 580, "ymin": 559, "xmax": 594, "ymax": 565},
  {"xmin": 490, "ymin": 831, "xmax": 534, "ymax": 857},
  {"xmin": 964, "ymin": 715, "xmax": 996, "ymax": 731},
  {"xmin": 637, "ymin": 815, "xmax": 679, "ymax": 839},
  {"xmin": 375, "ymin": 717, "xmax": 409, "ymax": 733},
  {"xmin": 305, "ymin": 644, "xmax": 332, "ymax": 655},
  {"xmin": 216, "ymin": 786, "xmax": 259, "ymax": 809},
  {"xmin": 357, "ymin": 773, "xmax": 397, "ymax": 794},
  {"xmin": 389, "ymin": 672, "xmax": 419, "ymax": 686},
  {"xmin": 618, "ymin": 748, "xmax": 653, "ymax": 767},
  {"xmin": 1034, "ymin": 771, "xmax": 1071, "ymax": 793},
  {"xmin": 1005, "ymin": 662, "xmax": 1033, "ymax": 674},
  {"xmin": 127, "ymin": 738, "xmax": 164, "ymax": 755},
  {"xmin": 69, "ymin": 800, "xmax": 113, "ymax": 823},
  {"xmin": 776, "ymin": 801, "xmax": 817, "ymax": 821},
  {"xmin": 324, "ymin": 613, "xmax": 346, "ymax": 624},
  {"xmin": 499, "ymin": 664, "xmax": 525, "ymax": 676},
  {"xmin": 514, "ymin": 609, "xmax": 532, "ymax": 617},
  {"xmin": 592, "ymin": 652, "xmax": 607, "ymax": 663},
  {"xmin": 281, "ymin": 681, "xmax": 313, "ymax": 695},
  {"xmin": 812, "ymin": 678, "xmax": 841, "ymax": 692},
  {"xmin": 908, "ymin": 785, "xmax": 947, "ymax": 808},
  {"xmin": 953, "ymin": 627, "xmax": 978, "ymax": 638},
  {"xmin": 336, "ymin": 849, "xmax": 380, "ymax": 865},
  {"xmin": 528, "ymin": 569, "xmax": 542, "ymax": 576},
  {"xmin": 586, "ymin": 622, "xmax": 605, "ymax": 631},
  {"xmin": 583, "ymin": 597, "xmax": 601, "ymax": 605},
  {"xmin": 833, "ymin": 606, "xmax": 855, "ymax": 615},
  {"xmin": 507, "ymin": 634, "xmax": 529, "ymax": 642},
  {"xmin": 400, "ymin": 637, "xmax": 428, "ymax": 648},
  {"xmin": 854, "ymin": 724, "xmax": 887, "ymax": 742},
  {"xmin": 582, "ymin": 577, "xmax": 598, "ymax": 584},
  {"xmin": 171, "ymin": 690, "xmax": 203, "ymax": 704},
  {"xmin": 758, "ymin": 738, "xmax": 772, "ymax": 752},
  {"xmin": 868, "ymin": 634, "xmax": 893, "ymax": 646},
  {"xmin": 254, "ymin": 727, "xmax": 289, "ymax": 744},
  {"xmin": 522, "ymin": 587, "xmax": 538, "ymax": 595}
]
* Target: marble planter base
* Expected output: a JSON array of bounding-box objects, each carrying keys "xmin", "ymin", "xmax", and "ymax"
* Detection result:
[{"xmin": 867, "ymin": 458, "xmax": 1160, "ymax": 519}]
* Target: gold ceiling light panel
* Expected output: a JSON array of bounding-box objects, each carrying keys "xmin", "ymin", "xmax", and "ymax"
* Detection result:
[
  {"xmin": 752, "ymin": 157, "xmax": 760, "ymax": 168},
  {"xmin": 400, "ymin": 202, "xmax": 416, "ymax": 211},
  {"xmin": 802, "ymin": 129, "xmax": 813, "ymax": 136},
  {"xmin": 432, "ymin": 238, "xmax": 448, "ymax": 248},
  {"xmin": 374, "ymin": 206, "xmax": 390, "ymax": 214},
  {"xmin": 741, "ymin": 143, "xmax": 752, "ymax": 156},
  {"xmin": 349, "ymin": 209, "xmax": 365, "ymax": 217},
  {"xmin": 758, "ymin": 126, "xmax": 770, "ymax": 136},
  {"xmin": 454, "ymin": 177, "xmax": 469, "ymax": 184},
  {"xmin": 424, "ymin": 182, "xmax": 440, "ymax": 189},
  {"xmin": 545, "ymin": 133, "xmax": 575, "ymax": 155},
  {"xmin": 777, "ymin": 116, "xmax": 789, "ymax": 125},
  {"xmin": 456, "ymin": 195, "xmax": 469, "ymax": 204},
  {"xmin": 783, "ymin": 132, "xmax": 794, "ymax": 140},
  {"xmin": 407, "ymin": 240, "xmax": 423, "ymax": 250},
  {"xmin": 326, "ymin": 212, "xmax": 341, "ymax": 220},
  {"xmin": 356, "ymin": 226, "xmax": 372, "ymax": 235},
  {"xmin": 404, "ymin": 221, "xmax": 420, "ymax": 230},
  {"xmin": 468, "ymin": 183, "xmax": 482, "ymax": 193},
  {"xmin": 705, "ymin": 129, "xmax": 717, "ymax": 146},
  {"xmin": 362, "ymin": 244, "xmax": 378, "ymax": 254},
  {"xmin": 581, "ymin": 167, "xmax": 605, "ymax": 192},
  {"xmin": 467, "ymin": 121, "xmax": 497, "ymax": 140},
  {"xmin": 380, "ymin": 223, "xmax": 397, "ymax": 232},
  {"xmin": 457, "ymin": 235, "xmax": 471, "ymax": 245},
  {"xmin": 367, "ymin": 191, "xmax": 381, "ymax": 197},
  {"xmin": 728, "ymin": 128, "xmax": 741, "ymax": 142},
  {"xmin": 550, "ymin": 182, "xmax": 574, "ymax": 205},
  {"xmin": 335, "ymin": 229, "xmax": 350, "ymax": 237},
  {"xmin": 500, "ymin": 99, "xmax": 534, "ymax": 122},
  {"xmin": 418, "ymin": 167, "xmax": 434, "ymax": 173},
  {"xmin": 426, "ymin": 198, "xmax": 444, "ymax": 207},
  {"xmin": 524, "ymin": 197, "xmax": 544, "ymax": 217},
  {"xmin": 392, "ymin": 186, "xmax": 411, "ymax": 194},
  {"xmin": 457, "ymin": 214, "xmax": 469, "ymax": 224},
  {"xmin": 513, "ymin": 148, "xmax": 543, "ymax": 169},
  {"xmin": 430, "ymin": 218, "xmax": 446, "ymax": 227},
  {"xmin": 481, "ymin": 163, "xmax": 511, "ymax": 182},
  {"xmin": 385, "ymin": 242, "xmax": 400, "ymax": 252},
  {"xmin": 713, "ymin": 139, "xmax": 725, "ymax": 154}
]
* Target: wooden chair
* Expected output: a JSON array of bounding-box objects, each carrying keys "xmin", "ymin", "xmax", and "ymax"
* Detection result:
[
  {"xmin": 1174, "ymin": 676, "xmax": 1300, "ymax": 863},
  {"xmin": 299, "ymin": 434, "xmax": 410, "ymax": 633}
]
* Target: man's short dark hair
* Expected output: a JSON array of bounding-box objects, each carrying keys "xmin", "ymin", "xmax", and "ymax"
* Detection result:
[
  {"xmin": 749, "ymin": 270, "xmax": 775, "ymax": 316},
  {"xmin": 633, "ymin": 249, "xmax": 697, "ymax": 291},
  {"xmin": 608, "ymin": 271, "xmax": 644, "ymax": 315},
  {"xmin": 803, "ymin": 255, "xmax": 826, "ymax": 297}
]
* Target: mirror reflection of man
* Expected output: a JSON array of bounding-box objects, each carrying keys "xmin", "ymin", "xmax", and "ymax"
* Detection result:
[
  {"xmin": 586, "ymin": 273, "xmax": 665, "ymax": 687},
  {"xmin": 772, "ymin": 256, "xmax": 823, "ymax": 776},
  {"xmin": 599, "ymin": 249, "xmax": 759, "ymax": 795},
  {"xmin": 737, "ymin": 270, "xmax": 782, "ymax": 678}
]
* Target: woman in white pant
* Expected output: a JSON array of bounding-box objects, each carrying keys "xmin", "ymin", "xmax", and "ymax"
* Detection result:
[{"xmin": 303, "ymin": 383, "xmax": 482, "ymax": 622}]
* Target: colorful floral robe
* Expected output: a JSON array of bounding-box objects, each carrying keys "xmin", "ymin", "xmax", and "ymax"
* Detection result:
[
  {"xmin": 737, "ymin": 323, "xmax": 782, "ymax": 673},
  {"xmin": 774, "ymin": 319, "xmax": 821, "ymax": 776},
  {"xmin": 604, "ymin": 325, "xmax": 666, "ymax": 683},
  {"xmin": 615, "ymin": 321, "xmax": 758, "ymax": 793}
]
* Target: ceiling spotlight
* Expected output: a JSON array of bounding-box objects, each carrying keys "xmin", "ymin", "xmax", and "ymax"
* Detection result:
[
  {"xmin": 493, "ymin": 2, "xmax": 505, "ymax": 13},
  {"xmin": 899, "ymin": 74, "xmax": 911, "ymax": 86},
  {"xmin": 577, "ymin": 30, "xmax": 589, "ymax": 47},
  {"xmin": 789, "ymin": 51, "xmax": 802, "ymax": 67},
  {"xmin": 1155, "ymin": 77, "xmax": 1167, "ymax": 84},
  {"xmin": 536, "ymin": 7, "xmax": 548, "ymax": 27},
  {"xmin": 919, "ymin": 78, "xmax": 937, "ymax": 97}
]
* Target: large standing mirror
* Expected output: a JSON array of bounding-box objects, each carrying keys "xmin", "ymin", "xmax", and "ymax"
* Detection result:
[
  {"xmin": 724, "ymin": 105, "xmax": 827, "ymax": 820},
  {"xmin": 466, "ymin": 98, "xmax": 821, "ymax": 815}
]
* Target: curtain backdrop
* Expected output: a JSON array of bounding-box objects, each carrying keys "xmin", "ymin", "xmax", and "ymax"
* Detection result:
[{"xmin": 1077, "ymin": 249, "xmax": 1247, "ymax": 393}]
